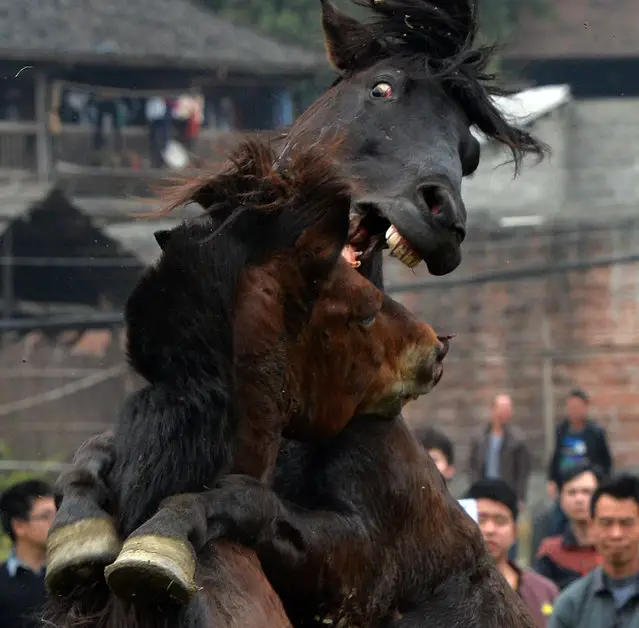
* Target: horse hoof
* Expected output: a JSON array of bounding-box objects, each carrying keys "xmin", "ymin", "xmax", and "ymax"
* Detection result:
[
  {"xmin": 46, "ymin": 518, "xmax": 121, "ymax": 594},
  {"xmin": 104, "ymin": 535, "xmax": 197, "ymax": 606}
]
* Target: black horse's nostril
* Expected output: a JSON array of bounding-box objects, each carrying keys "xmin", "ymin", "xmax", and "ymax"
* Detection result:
[
  {"xmin": 417, "ymin": 184, "xmax": 452, "ymax": 218},
  {"xmin": 416, "ymin": 182, "xmax": 466, "ymax": 237}
]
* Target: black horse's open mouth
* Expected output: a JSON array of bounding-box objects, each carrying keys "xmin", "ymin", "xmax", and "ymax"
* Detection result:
[
  {"xmin": 348, "ymin": 204, "xmax": 424, "ymax": 269},
  {"xmin": 348, "ymin": 203, "xmax": 426, "ymax": 270},
  {"xmin": 348, "ymin": 205, "xmax": 393, "ymax": 260},
  {"xmin": 347, "ymin": 196, "xmax": 465, "ymax": 276}
]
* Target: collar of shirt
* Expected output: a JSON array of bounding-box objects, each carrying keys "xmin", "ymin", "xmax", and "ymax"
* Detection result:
[
  {"xmin": 562, "ymin": 526, "xmax": 596, "ymax": 550},
  {"xmin": 593, "ymin": 567, "xmax": 639, "ymax": 596},
  {"xmin": 6, "ymin": 549, "xmax": 45, "ymax": 578}
]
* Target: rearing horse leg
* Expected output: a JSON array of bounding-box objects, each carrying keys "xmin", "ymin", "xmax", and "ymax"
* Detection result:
[
  {"xmin": 45, "ymin": 432, "xmax": 121, "ymax": 594},
  {"xmin": 104, "ymin": 474, "xmax": 303, "ymax": 606}
]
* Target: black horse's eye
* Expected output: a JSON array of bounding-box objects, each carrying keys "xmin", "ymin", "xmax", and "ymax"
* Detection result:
[
  {"xmin": 370, "ymin": 82, "xmax": 393, "ymax": 99},
  {"xmin": 359, "ymin": 313, "xmax": 377, "ymax": 328}
]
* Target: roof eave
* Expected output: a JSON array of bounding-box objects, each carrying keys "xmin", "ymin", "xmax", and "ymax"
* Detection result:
[{"xmin": 0, "ymin": 48, "xmax": 326, "ymax": 76}]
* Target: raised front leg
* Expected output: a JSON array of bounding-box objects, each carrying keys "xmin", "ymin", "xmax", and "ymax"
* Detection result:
[
  {"xmin": 104, "ymin": 475, "xmax": 288, "ymax": 605},
  {"xmin": 46, "ymin": 432, "xmax": 121, "ymax": 595},
  {"xmin": 104, "ymin": 474, "xmax": 362, "ymax": 608}
]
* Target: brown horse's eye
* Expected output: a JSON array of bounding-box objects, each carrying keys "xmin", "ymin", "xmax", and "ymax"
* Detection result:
[
  {"xmin": 359, "ymin": 313, "xmax": 377, "ymax": 328},
  {"xmin": 370, "ymin": 82, "xmax": 393, "ymax": 99}
]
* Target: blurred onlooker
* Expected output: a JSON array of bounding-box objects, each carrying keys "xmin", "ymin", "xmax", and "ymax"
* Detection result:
[
  {"xmin": 146, "ymin": 95, "xmax": 169, "ymax": 168},
  {"xmin": 412, "ymin": 425, "xmax": 456, "ymax": 483},
  {"xmin": 412, "ymin": 425, "xmax": 479, "ymax": 522},
  {"xmin": 467, "ymin": 479, "xmax": 559, "ymax": 627},
  {"xmin": 547, "ymin": 389, "xmax": 612, "ymax": 501},
  {"xmin": 0, "ymin": 479, "xmax": 56, "ymax": 628},
  {"xmin": 535, "ymin": 463, "xmax": 601, "ymax": 591},
  {"xmin": 468, "ymin": 394, "xmax": 531, "ymax": 508},
  {"xmin": 549, "ymin": 474, "xmax": 639, "ymax": 627},
  {"xmin": 540, "ymin": 389, "xmax": 613, "ymax": 559}
]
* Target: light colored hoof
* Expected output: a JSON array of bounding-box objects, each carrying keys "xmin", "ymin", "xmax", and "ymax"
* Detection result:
[
  {"xmin": 45, "ymin": 518, "xmax": 121, "ymax": 594},
  {"xmin": 105, "ymin": 535, "xmax": 197, "ymax": 606}
]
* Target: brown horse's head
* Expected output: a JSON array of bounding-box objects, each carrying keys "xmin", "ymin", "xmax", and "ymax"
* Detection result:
[
  {"xmin": 282, "ymin": 0, "xmax": 546, "ymax": 276},
  {"xmin": 284, "ymin": 250, "xmax": 448, "ymax": 440}
]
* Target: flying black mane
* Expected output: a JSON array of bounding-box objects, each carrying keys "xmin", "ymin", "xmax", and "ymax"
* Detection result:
[{"xmin": 335, "ymin": 0, "xmax": 547, "ymax": 170}]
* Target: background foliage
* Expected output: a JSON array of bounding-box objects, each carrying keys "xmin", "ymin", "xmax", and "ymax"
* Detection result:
[{"xmin": 198, "ymin": 0, "xmax": 551, "ymax": 51}]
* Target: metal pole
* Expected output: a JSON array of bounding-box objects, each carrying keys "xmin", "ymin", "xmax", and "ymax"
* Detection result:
[
  {"xmin": 2, "ymin": 226, "xmax": 13, "ymax": 349},
  {"xmin": 34, "ymin": 70, "xmax": 51, "ymax": 182},
  {"xmin": 540, "ymin": 315, "xmax": 555, "ymax": 461}
]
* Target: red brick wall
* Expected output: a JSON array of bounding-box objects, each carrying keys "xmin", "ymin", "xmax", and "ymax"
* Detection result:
[{"xmin": 385, "ymin": 219, "xmax": 639, "ymax": 472}]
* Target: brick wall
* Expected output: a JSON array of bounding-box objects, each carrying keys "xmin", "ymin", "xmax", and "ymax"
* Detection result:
[{"xmin": 385, "ymin": 217, "xmax": 639, "ymax": 473}]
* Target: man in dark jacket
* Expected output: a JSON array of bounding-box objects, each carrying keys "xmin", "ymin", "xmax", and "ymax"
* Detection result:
[
  {"xmin": 0, "ymin": 479, "xmax": 56, "ymax": 628},
  {"xmin": 535, "ymin": 463, "xmax": 602, "ymax": 591},
  {"xmin": 547, "ymin": 388, "xmax": 613, "ymax": 497},
  {"xmin": 468, "ymin": 393, "xmax": 532, "ymax": 506},
  {"xmin": 549, "ymin": 473, "xmax": 639, "ymax": 628},
  {"xmin": 541, "ymin": 389, "xmax": 613, "ymax": 547}
]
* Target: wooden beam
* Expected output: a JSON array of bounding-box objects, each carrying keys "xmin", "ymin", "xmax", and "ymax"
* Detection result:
[{"xmin": 34, "ymin": 70, "xmax": 51, "ymax": 182}]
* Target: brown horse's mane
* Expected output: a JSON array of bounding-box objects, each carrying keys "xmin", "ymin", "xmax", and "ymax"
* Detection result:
[
  {"xmin": 146, "ymin": 136, "xmax": 351, "ymax": 237},
  {"xmin": 324, "ymin": 0, "xmax": 547, "ymax": 170}
]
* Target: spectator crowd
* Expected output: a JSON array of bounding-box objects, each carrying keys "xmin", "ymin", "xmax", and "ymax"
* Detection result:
[
  {"xmin": 416, "ymin": 387, "xmax": 639, "ymax": 627},
  {"xmin": 0, "ymin": 387, "xmax": 637, "ymax": 627}
]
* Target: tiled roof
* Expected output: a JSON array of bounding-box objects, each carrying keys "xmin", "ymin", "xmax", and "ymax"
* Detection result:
[
  {"xmin": 506, "ymin": 0, "xmax": 639, "ymax": 59},
  {"xmin": 0, "ymin": 0, "xmax": 324, "ymax": 73}
]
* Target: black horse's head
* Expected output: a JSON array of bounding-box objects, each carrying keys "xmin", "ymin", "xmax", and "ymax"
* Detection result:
[{"xmin": 284, "ymin": 0, "xmax": 546, "ymax": 276}]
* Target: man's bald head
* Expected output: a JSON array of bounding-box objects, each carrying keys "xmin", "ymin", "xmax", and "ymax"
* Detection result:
[{"xmin": 492, "ymin": 394, "xmax": 513, "ymax": 425}]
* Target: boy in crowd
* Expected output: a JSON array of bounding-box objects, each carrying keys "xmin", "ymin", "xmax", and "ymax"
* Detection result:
[
  {"xmin": 466, "ymin": 478, "xmax": 559, "ymax": 627},
  {"xmin": 412, "ymin": 425, "xmax": 456, "ymax": 483},
  {"xmin": 0, "ymin": 479, "xmax": 56, "ymax": 628},
  {"xmin": 535, "ymin": 462, "xmax": 602, "ymax": 591},
  {"xmin": 412, "ymin": 425, "xmax": 479, "ymax": 522}
]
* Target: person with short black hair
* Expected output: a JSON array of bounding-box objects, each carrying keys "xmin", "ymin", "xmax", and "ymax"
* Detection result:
[
  {"xmin": 535, "ymin": 462, "xmax": 602, "ymax": 591},
  {"xmin": 467, "ymin": 479, "xmax": 559, "ymax": 627},
  {"xmin": 547, "ymin": 388, "xmax": 612, "ymax": 499},
  {"xmin": 0, "ymin": 479, "xmax": 56, "ymax": 628},
  {"xmin": 412, "ymin": 425, "xmax": 455, "ymax": 482},
  {"xmin": 550, "ymin": 473, "xmax": 639, "ymax": 627}
]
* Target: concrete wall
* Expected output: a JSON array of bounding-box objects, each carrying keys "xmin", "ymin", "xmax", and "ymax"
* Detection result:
[{"xmin": 462, "ymin": 97, "xmax": 639, "ymax": 223}]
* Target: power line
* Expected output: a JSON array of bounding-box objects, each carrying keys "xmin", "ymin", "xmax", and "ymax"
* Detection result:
[
  {"xmin": 386, "ymin": 250, "xmax": 639, "ymax": 295},
  {"xmin": 0, "ymin": 461, "xmax": 70, "ymax": 473},
  {"xmin": 0, "ymin": 364, "xmax": 126, "ymax": 417},
  {"xmin": 0, "ymin": 257, "xmax": 143, "ymax": 267},
  {"xmin": 0, "ymin": 249, "xmax": 638, "ymax": 333}
]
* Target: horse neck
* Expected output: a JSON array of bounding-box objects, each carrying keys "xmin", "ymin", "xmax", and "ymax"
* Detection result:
[
  {"xmin": 361, "ymin": 251, "xmax": 384, "ymax": 290},
  {"xmin": 113, "ymin": 372, "xmax": 236, "ymax": 536}
]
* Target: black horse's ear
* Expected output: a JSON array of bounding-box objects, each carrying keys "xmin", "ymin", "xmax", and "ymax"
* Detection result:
[
  {"xmin": 154, "ymin": 229, "xmax": 172, "ymax": 251},
  {"xmin": 320, "ymin": 0, "xmax": 381, "ymax": 72}
]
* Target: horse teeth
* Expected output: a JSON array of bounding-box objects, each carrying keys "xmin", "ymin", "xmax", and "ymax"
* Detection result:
[{"xmin": 385, "ymin": 225, "xmax": 421, "ymax": 269}]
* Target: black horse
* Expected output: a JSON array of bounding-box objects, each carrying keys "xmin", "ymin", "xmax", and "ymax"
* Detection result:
[{"xmin": 45, "ymin": 0, "xmax": 543, "ymax": 626}]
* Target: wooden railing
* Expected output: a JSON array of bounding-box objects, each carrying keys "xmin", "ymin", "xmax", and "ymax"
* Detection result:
[
  {"xmin": 0, "ymin": 121, "xmax": 38, "ymax": 174},
  {"xmin": 0, "ymin": 121, "xmax": 285, "ymax": 179}
]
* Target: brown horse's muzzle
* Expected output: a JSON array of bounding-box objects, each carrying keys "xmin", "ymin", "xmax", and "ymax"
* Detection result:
[
  {"xmin": 360, "ymin": 330, "xmax": 451, "ymax": 418},
  {"xmin": 401, "ymin": 331, "xmax": 451, "ymax": 399}
]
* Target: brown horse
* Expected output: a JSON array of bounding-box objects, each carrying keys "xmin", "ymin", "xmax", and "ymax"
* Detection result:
[
  {"xmin": 43, "ymin": 138, "xmax": 449, "ymax": 627},
  {"xmin": 45, "ymin": 0, "xmax": 544, "ymax": 624}
]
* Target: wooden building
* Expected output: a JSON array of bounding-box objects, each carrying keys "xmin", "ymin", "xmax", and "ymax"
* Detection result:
[
  {"xmin": 503, "ymin": 0, "xmax": 639, "ymax": 98},
  {"xmin": 0, "ymin": 0, "xmax": 325, "ymax": 184}
]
